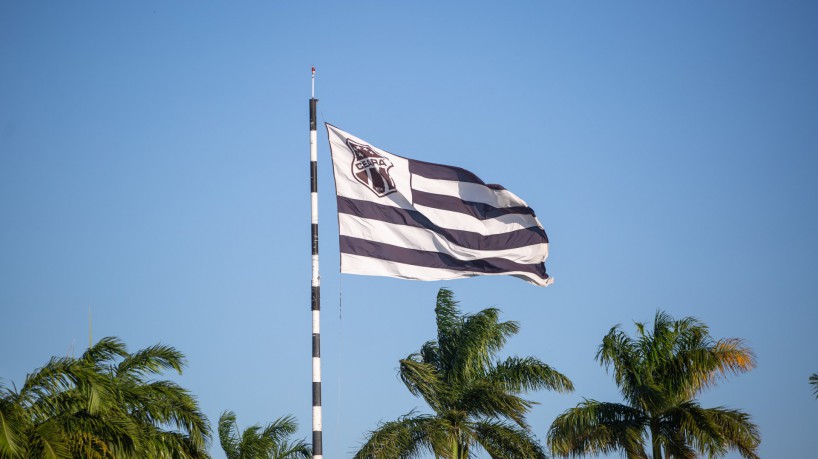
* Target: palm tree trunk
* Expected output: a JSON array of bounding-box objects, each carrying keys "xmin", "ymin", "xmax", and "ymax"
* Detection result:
[
  {"xmin": 650, "ymin": 419, "xmax": 662, "ymax": 459},
  {"xmin": 449, "ymin": 437, "xmax": 470, "ymax": 459}
]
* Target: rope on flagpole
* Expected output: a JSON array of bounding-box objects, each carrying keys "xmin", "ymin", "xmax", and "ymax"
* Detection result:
[
  {"xmin": 336, "ymin": 273, "xmax": 343, "ymax": 459},
  {"xmin": 316, "ymin": 99, "xmax": 344, "ymax": 459}
]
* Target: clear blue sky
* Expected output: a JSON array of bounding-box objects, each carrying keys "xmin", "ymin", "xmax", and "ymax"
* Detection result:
[{"xmin": 2, "ymin": 2, "xmax": 817, "ymax": 458}]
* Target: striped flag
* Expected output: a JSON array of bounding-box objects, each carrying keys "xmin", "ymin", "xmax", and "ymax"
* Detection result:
[{"xmin": 327, "ymin": 124, "xmax": 552, "ymax": 287}]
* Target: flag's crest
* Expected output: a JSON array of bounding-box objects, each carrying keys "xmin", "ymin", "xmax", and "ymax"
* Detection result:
[
  {"xmin": 347, "ymin": 138, "xmax": 397, "ymax": 197},
  {"xmin": 327, "ymin": 124, "xmax": 552, "ymax": 287}
]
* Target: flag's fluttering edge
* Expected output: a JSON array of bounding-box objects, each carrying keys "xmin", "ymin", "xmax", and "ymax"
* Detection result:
[{"xmin": 327, "ymin": 124, "xmax": 552, "ymax": 287}]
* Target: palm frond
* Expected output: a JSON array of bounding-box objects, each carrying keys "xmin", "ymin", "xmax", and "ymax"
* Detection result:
[
  {"xmin": 354, "ymin": 412, "xmax": 448, "ymax": 459},
  {"xmin": 418, "ymin": 341, "xmax": 440, "ymax": 369},
  {"xmin": 596, "ymin": 326, "xmax": 660, "ymax": 411},
  {"xmin": 489, "ymin": 356, "xmax": 574, "ymax": 394},
  {"xmin": 704, "ymin": 406, "xmax": 761, "ymax": 459},
  {"xmin": 457, "ymin": 380, "xmax": 532, "ymax": 427},
  {"xmin": 596, "ymin": 326, "xmax": 634, "ymax": 386},
  {"xmin": 60, "ymin": 411, "xmax": 140, "ymax": 459},
  {"xmin": 547, "ymin": 400, "xmax": 648, "ymax": 458},
  {"xmin": 399, "ymin": 357, "xmax": 444, "ymax": 411},
  {"xmin": 32, "ymin": 419, "xmax": 70, "ymax": 459},
  {"xmin": 262, "ymin": 415, "xmax": 299, "ymax": 447},
  {"xmin": 669, "ymin": 338, "xmax": 756, "ymax": 399},
  {"xmin": 239, "ymin": 424, "xmax": 271, "ymax": 458},
  {"xmin": 151, "ymin": 382, "xmax": 210, "ymax": 444},
  {"xmin": 116, "ymin": 344, "xmax": 186, "ymax": 379},
  {"xmin": 146, "ymin": 430, "xmax": 211, "ymax": 459},
  {"xmin": 0, "ymin": 396, "xmax": 23, "ymax": 458},
  {"xmin": 273, "ymin": 440, "xmax": 312, "ymax": 459},
  {"xmin": 434, "ymin": 288, "xmax": 461, "ymax": 377},
  {"xmin": 471, "ymin": 419, "xmax": 548, "ymax": 459},
  {"xmin": 217, "ymin": 410, "xmax": 240, "ymax": 459},
  {"xmin": 18, "ymin": 357, "xmax": 80, "ymax": 406},
  {"xmin": 450, "ymin": 308, "xmax": 518, "ymax": 383},
  {"xmin": 660, "ymin": 401, "xmax": 724, "ymax": 459},
  {"xmin": 272, "ymin": 436, "xmax": 312, "ymax": 459},
  {"xmin": 81, "ymin": 337, "xmax": 129, "ymax": 368},
  {"xmin": 218, "ymin": 411, "xmax": 307, "ymax": 459}
]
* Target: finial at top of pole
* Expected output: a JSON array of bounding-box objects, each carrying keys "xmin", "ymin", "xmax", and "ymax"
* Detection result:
[{"xmin": 311, "ymin": 67, "xmax": 315, "ymax": 98}]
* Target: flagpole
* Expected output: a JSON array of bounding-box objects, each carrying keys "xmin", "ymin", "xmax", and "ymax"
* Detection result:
[{"xmin": 309, "ymin": 67, "xmax": 323, "ymax": 459}]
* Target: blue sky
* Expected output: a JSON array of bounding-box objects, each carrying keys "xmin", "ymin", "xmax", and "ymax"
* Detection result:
[{"xmin": 2, "ymin": 2, "xmax": 817, "ymax": 458}]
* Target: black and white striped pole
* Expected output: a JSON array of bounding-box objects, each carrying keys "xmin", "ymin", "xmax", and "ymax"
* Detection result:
[{"xmin": 309, "ymin": 67, "xmax": 323, "ymax": 459}]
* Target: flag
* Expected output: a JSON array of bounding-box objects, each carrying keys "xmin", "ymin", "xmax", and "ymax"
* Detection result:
[{"xmin": 327, "ymin": 124, "xmax": 552, "ymax": 287}]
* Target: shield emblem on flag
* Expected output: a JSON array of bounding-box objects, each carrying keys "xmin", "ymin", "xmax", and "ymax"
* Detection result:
[{"xmin": 346, "ymin": 138, "xmax": 397, "ymax": 197}]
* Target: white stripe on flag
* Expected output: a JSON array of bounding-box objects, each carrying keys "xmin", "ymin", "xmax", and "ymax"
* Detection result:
[
  {"xmin": 412, "ymin": 204, "xmax": 541, "ymax": 234},
  {"xmin": 411, "ymin": 174, "xmax": 532, "ymax": 209},
  {"xmin": 341, "ymin": 253, "xmax": 552, "ymax": 287},
  {"xmin": 338, "ymin": 213, "xmax": 548, "ymax": 264}
]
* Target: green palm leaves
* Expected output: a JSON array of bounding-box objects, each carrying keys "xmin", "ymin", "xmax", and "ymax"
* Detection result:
[
  {"xmin": 547, "ymin": 310, "xmax": 760, "ymax": 459},
  {"xmin": 1, "ymin": 303, "xmax": 765, "ymax": 459},
  {"xmin": 355, "ymin": 288, "xmax": 573, "ymax": 459},
  {"xmin": 0, "ymin": 337, "xmax": 210, "ymax": 459},
  {"xmin": 217, "ymin": 411, "xmax": 311, "ymax": 459}
]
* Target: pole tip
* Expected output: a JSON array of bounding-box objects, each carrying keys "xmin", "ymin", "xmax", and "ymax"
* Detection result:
[{"xmin": 312, "ymin": 67, "xmax": 315, "ymax": 75}]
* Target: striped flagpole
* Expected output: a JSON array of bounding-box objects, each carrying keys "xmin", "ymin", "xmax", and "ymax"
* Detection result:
[{"xmin": 309, "ymin": 67, "xmax": 323, "ymax": 459}]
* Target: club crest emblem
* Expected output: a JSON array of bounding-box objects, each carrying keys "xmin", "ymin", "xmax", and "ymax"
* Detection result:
[{"xmin": 346, "ymin": 138, "xmax": 397, "ymax": 197}]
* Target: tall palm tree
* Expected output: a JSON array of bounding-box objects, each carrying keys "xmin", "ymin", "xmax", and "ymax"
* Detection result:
[
  {"xmin": 548, "ymin": 310, "xmax": 760, "ymax": 459},
  {"xmin": 355, "ymin": 288, "xmax": 574, "ymax": 459},
  {"xmin": 0, "ymin": 337, "xmax": 211, "ymax": 459},
  {"xmin": 217, "ymin": 411, "xmax": 311, "ymax": 459}
]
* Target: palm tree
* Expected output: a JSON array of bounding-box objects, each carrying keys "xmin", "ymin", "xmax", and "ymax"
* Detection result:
[
  {"xmin": 355, "ymin": 288, "xmax": 574, "ymax": 459},
  {"xmin": 811, "ymin": 373, "xmax": 818, "ymax": 398},
  {"xmin": 89, "ymin": 337, "xmax": 211, "ymax": 458},
  {"xmin": 218, "ymin": 411, "xmax": 311, "ymax": 459},
  {"xmin": 548, "ymin": 310, "xmax": 760, "ymax": 459},
  {"xmin": 0, "ymin": 337, "xmax": 211, "ymax": 459}
]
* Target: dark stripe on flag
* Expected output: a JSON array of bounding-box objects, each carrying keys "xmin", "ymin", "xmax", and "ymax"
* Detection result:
[
  {"xmin": 412, "ymin": 189, "xmax": 536, "ymax": 220},
  {"xmin": 337, "ymin": 197, "xmax": 548, "ymax": 250},
  {"xmin": 409, "ymin": 159, "xmax": 506, "ymax": 190},
  {"xmin": 340, "ymin": 236, "xmax": 548, "ymax": 279}
]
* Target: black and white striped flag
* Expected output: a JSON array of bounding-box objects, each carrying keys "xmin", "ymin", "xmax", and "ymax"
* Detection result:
[{"xmin": 327, "ymin": 124, "xmax": 552, "ymax": 287}]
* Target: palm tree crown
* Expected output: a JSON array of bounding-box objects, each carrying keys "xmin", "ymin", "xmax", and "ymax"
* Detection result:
[
  {"xmin": 548, "ymin": 310, "xmax": 760, "ymax": 459},
  {"xmin": 355, "ymin": 288, "xmax": 573, "ymax": 459},
  {"xmin": 218, "ymin": 411, "xmax": 311, "ymax": 459},
  {"xmin": 0, "ymin": 337, "xmax": 211, "ymax": 459}
]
